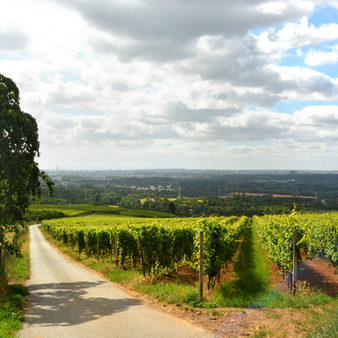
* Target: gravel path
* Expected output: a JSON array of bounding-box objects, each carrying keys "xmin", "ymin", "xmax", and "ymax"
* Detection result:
[{"xmin": 18, "ymin": 225, "xmax": 214, "ymax": 338}]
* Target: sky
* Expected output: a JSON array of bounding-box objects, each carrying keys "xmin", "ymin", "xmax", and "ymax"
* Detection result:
[{"xmin": 1, "ymin": 0, "xmax": 338, "ymax": 170}]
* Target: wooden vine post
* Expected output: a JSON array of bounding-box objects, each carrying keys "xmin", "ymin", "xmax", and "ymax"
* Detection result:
[
  {"xmin": 110, "ymin": 232, "xmax": 113, "ymax": 263},
  {"xmin": 97, "ymin": 232, "xmax": 100, "ymax": 263},
  {"xmin": 138, "ymin": 236, "xmax": 146, "ymax": 277},
  {"xmin": 199, "ymin": 231, "xmax": 204, "ymax": 301},
  {"xmin": 114, "ymin": 233, "xmax": 118, "ymax": 267},
  {"xmin": 85, "ymin": 235, "xmax": 88, "ymax": 256},
  {"xmin": 292, "ymin": 230, "xmax": 297, "ymax": 295}
]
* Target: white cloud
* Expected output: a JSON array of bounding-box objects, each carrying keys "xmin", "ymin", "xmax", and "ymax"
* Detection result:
[
  {"xmin": 305, "ymin": 44, "xmax": 338, "ymax": 65},
  {"xmin": 0, "ymin": 29, "xmax": 29, "ymax": 51},
  {"xmin": 255, "ymin": 17, "xmax": 338, "ymax": 55},
  {"xmin": 0, "ymin": 0, "xmax": 337, "ymax": 170},
  {"xmin": 326, "ymin": 0, "xmax": 338, "ymax": 9}
]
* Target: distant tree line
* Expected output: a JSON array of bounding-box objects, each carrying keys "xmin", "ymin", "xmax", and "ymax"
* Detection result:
[
  {"xmin": 36, "ymin": 173, "xmax": 338, "ymax": 217},
  {"xmin": 36, "ymin": 183, "xmax": 338, "ymax": 217},
  {"xmin": 119, "ymin": 194, "xmax": 338, "ymax": 217}
]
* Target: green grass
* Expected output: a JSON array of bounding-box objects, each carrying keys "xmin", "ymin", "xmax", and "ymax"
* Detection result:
[
  {"xmin": 88, "ymin": 261, "xmax": 197, "ymax": 306},
  {"xmin": 0, "ymin": 284, "xmax": 29, "ymax": 337},
  {"xmin": 90, "ymin": 260, "xmax": 216, "ymax": 308},
  {"xmin": 212, "ymin": 221, "xmax": 336, "ymax": 309},
  {"xmin": 137, "ymin": 281, "xmax": 197, "ymax": 305},
  {"xmin": 28, "ymin": 203, "xmax": 175, "ymax": 219},
  {"xmin": 6, "ymin": 236, "xmax": 30, "ymax": 283},
  {"xmin": 212, "ymin": 221, "xmax": 271, "ymax": 307},
  {"xmin": 253, "ymin": 326, "xmax": 273, "ymax": 337},
  {"xmin": 304, "ymin": 306, "xmax": 338, "ymax": 337},
  {"xmin": 118, "ymin": 209, "xmax": 175, "ymax": 218},
  {"xmin": 0, "ymin": 231, "xmax": 30, "ymax": 337},
  {"xmin": 29, "ymin": 203, "xmax": 125, "ymax": 216},
  {"xmin": 89, "ymin": 262, "xmax": 142, "ymax": 285},
  {"xmin": 252, "ymin": 289, "xmax": 334, "ymax": 309}
]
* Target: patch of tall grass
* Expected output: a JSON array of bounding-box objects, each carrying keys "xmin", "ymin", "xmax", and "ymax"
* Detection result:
[
  {"xmin": 212, "ymin": 221, "xmax": 271, "ymax": 307},
  {"xmin": 0, "ymin": 231, "xmax": 30, "ymax": 337}
]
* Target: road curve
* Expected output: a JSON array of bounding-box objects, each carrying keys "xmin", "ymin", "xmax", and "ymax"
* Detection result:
[{"xmin": 18, "ymin": 225, "xmax": 214, "ymax": 338}]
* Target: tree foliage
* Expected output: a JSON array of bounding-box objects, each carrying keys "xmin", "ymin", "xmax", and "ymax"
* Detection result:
[{"xmin": 0, "ymin": 74, "xmax": 53, "ymax": 274}]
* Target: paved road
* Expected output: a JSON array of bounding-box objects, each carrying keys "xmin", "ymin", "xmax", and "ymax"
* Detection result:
[{"xmin": 18, "ymin": 225, "xmax": 214, "ymax": 338}]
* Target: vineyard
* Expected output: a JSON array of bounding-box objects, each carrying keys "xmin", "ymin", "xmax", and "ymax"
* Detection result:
[
  {"xmin": 41, "ymin": 211, "xmax": 337, "ymax": 295},
  {"xmin": 27, "ymin": 204, "xmax": 175, "ymax": 222},
  {"xmin": 255, "ymin": 211, "xmax": 337, "ymax": 275},
  {"xmin": 42, "ymin": 215, "xmax": 248, "ymax": 288}
]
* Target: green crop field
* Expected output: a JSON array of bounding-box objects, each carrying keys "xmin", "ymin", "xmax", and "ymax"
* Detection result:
[
  {"xmin": 29, "ymin": 204, "xmax": 125, "ymax": 216},
  {"xmin": 27, "ymin": 204, "xmax": 176, "ymax": 221}
]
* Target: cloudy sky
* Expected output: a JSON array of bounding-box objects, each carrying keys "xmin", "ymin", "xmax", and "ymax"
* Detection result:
[{"xmin": 1, "ymin": 0, "xmax": 338, "ymax": 170}]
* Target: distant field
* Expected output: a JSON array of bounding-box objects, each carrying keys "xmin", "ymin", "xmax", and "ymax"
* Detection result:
[
  {"xmin": 42, "ymin": 213, "xmax": 200, "ymax": 229},
  {"xmin": 28, "ymin": 204, "xmax": 175, "ymax": 218},
  {"xmin": 226, "ymin": 192, "xmax": 318, "ymax": 199},
  {"xmin": 140, "ymin": 197, "xmax": 178, "ymax": 204}
]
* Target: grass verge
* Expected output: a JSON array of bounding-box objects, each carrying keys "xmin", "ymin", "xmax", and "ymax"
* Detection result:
[
  {"xmin": 212, "ymin": 221, "xmax": 271, "ymax": 307},
  {"xmin": 0, "ymin": 230, "xmax": 30, "ymax": 337}
]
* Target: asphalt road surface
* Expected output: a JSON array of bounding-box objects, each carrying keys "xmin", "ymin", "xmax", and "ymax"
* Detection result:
[{"xmin": 18, "ymin": 225, "xmax": 214, "ymax": 338}]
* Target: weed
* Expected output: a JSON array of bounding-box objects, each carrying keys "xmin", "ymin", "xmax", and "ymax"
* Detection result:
[
  {"xmin": 291, "ymin": 318, "xmax": 305, "ymax": 327},
  {"xmin": 306, "ymin": 306, "xmax": 338, "ymax": 337},
  {"xmin": 265, "ymin": 311, "xmax": 281, "ymax": 319},
  {"xmin": 253, "ymin": 328, "xmax": 272, "ymax": 337}
]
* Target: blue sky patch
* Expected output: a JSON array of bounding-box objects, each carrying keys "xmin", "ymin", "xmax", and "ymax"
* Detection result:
[
  {"xmin": 271, "ymin": 100, "xmax": 338, "ymax": 114},
  {"xmin": 309, "ymin": 5, "xmax": 338, "ymax": 26}
]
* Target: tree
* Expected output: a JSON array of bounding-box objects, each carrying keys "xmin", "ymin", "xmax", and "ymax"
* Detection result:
[
  {"xmin": 168, "ymin": 201, "xmax": 176, "ymax": 214},
  {"xmin": 0, "ymin": 74, "xmax": 53, "ymax": 276}
]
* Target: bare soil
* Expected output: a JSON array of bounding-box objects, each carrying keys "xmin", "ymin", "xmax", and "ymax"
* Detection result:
[
  {"xmin": 298, "ymin": 259, "xmax": 337, "ymax": 297},
  {"xmin": 163, "ymin": 305, "xmax": 312, "ymax": 337}
]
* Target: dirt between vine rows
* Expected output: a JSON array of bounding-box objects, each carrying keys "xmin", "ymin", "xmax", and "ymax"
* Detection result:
[{"xmin": 297, "ymin": 259, "xmax": 338, "ymax": 297}]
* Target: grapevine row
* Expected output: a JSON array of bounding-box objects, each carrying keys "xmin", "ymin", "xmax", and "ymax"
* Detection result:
[
  {"xmin": 255, "ymin": 211, "xmax": 338, "ymax": 274},
  {"xmin": 41, "ymin": 215, "xmax": 247, "ymax": 285}
]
